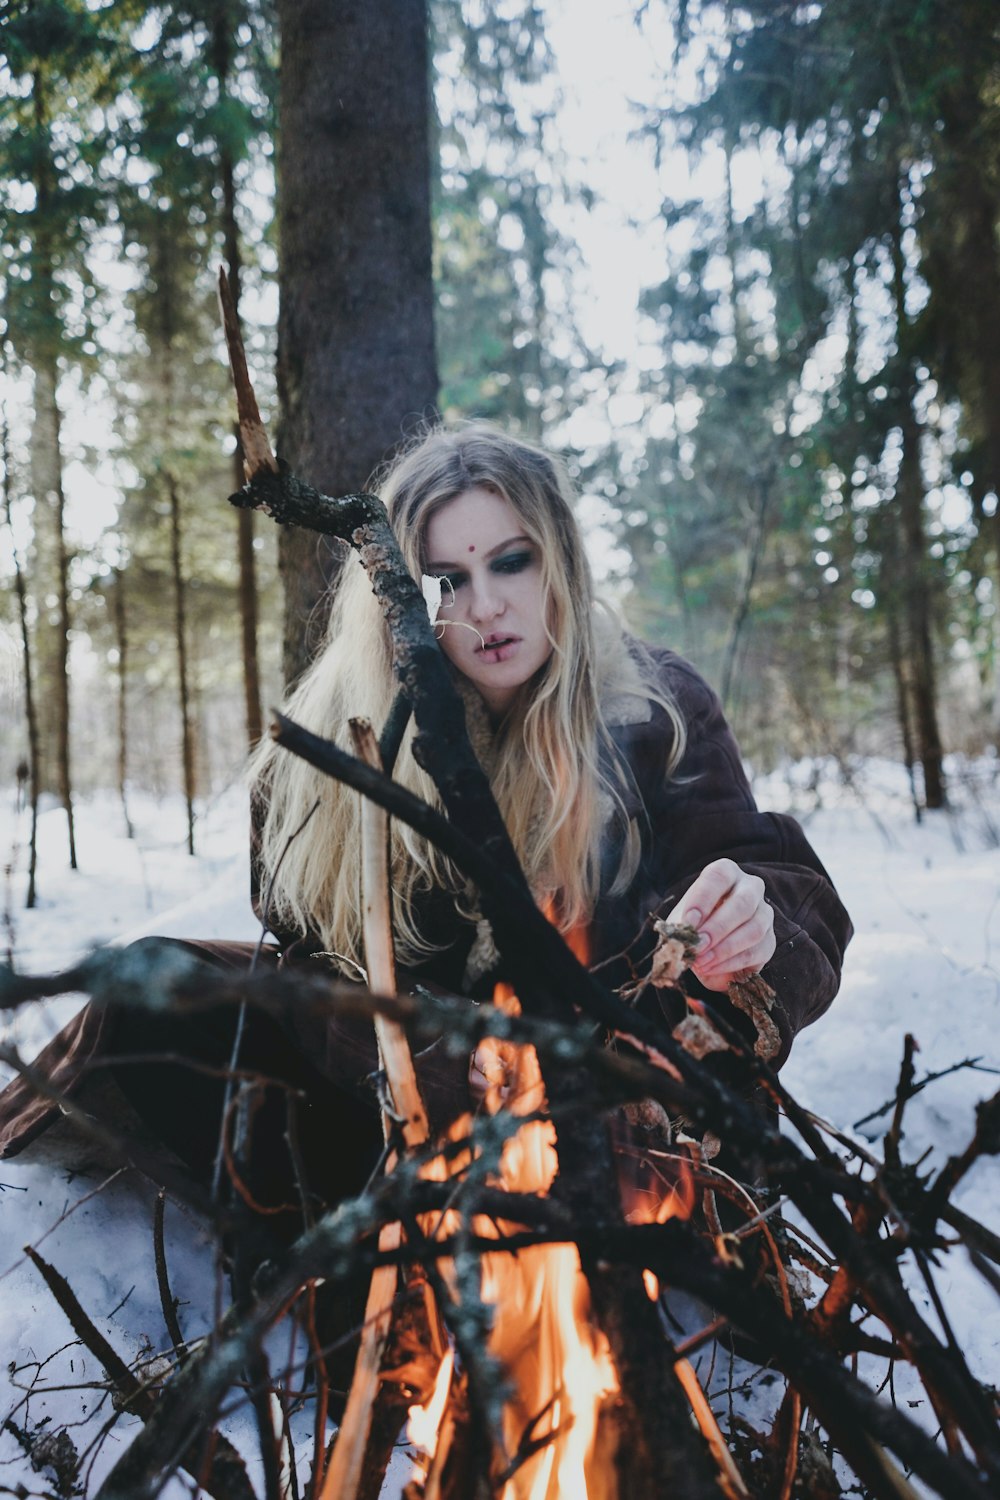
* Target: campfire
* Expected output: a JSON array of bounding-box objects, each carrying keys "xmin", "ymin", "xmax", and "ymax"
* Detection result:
[
  {"xmin": 405, "ymin": 973, "xmax": 621, "ymax": 1499},
  {"xmin": 315, "ymin": 875, "xmax": 736, "ymax": 1500},
  {"xmin": 57, "ymin": 290, "xmax": 972, "ymax": 1500}
]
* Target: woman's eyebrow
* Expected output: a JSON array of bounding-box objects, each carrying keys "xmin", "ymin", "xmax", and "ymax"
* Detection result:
[{"xmin": 425, "ymin": 534, "xmax": 533, "ymax": 570}]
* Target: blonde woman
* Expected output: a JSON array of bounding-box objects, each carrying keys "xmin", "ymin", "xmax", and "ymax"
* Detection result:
[{"xmin": 0, "ymin": 423, "xmax": 851, "ymax": 1219}]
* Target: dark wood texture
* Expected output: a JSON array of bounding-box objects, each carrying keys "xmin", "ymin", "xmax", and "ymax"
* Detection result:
[{"xmin": 275, "ymin": 0, "xmax": 438, "ymax": 687}]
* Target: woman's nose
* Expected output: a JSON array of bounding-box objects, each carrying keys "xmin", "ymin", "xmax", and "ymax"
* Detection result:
[{"xmin": 468, "ymin": 574, "xmax": 504, "ymax": 623}]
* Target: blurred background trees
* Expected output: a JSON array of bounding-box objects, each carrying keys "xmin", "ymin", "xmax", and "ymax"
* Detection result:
[{"xmin": 2, "ymin": 0, "xmax": 999, "ymax": 875}]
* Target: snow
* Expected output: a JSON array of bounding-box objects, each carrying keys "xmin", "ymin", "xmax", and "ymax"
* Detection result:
[{"xmin": 1, "ymin": 763, "xmax": 999, "ymax": 1495}]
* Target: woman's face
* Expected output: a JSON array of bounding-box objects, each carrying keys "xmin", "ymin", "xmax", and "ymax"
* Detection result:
[{"xmin": 423, "ymin": 486, "xmax": 552, "ymax": 717}]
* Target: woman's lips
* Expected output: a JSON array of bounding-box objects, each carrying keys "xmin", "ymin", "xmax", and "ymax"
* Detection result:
[{"xmin": 477, "ymin": 634, "xmax": 521, "ymax": 662}]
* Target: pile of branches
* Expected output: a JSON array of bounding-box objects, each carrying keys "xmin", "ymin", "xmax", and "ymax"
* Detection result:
[{"xmin": 2, "ymin": 310, "xmax": 1000, "ymax": 1499}]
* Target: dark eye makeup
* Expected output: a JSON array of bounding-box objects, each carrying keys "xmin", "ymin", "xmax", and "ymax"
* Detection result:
[
  {"xmin": 431, "ymin": 548, "xmax": 536, "ymax": 598},
  {"xmin": 491, "ymin": 549, "xmax": 534, "ymax": 576}
]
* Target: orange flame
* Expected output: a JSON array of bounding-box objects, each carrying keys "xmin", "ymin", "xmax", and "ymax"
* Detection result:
[
  {"xmin": 409, "ymin": 908, "xmax": 700, "ymax": 1498},
  {"xmin": 469, "ymin": 916, "xmax": 620, "ymax": 1497},
  {"xmin": 407, "ymin": 1345, "xmax": 454, "ymax": 1465}
]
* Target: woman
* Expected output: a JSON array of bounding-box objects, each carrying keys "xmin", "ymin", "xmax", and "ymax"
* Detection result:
[
  {"xmin": 0, "ymin": 422, "xmax": 851, "ymax": 1218},
  {"xmin": 251, "ymin": 422, "xmax": 848, "ymax": 1064}
]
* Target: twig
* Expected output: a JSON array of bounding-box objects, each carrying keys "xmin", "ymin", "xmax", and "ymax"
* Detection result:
[
  {"xmin": 930, "ymin": 1087, "xmax": 1000, "ymax": 1206},
  {"xmin": 674, "ymin": 1358, "xmax": 750, "ymax": 1499},
  {"xmin": 853, "ymin": 1057, "xmax": 998, "ymax": 1132},
  {"xmin": 886, "ymin": 1034, "xmax": 919, "ymax": 1169},
  {"xmin": 247, "ymin": 1345, "xmax": 283, "ymax": 1500},
  {"xmin": 153, "ymin": 1191, "xmax": 189, "ymax": 1366}
]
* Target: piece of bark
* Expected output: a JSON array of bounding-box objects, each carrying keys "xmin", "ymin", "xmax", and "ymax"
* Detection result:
[
  {"xmin": 727, "ymin": 972, "xmax": 781, "ymax": 1061},
  {"xmin": 673, "ymin": 1012, "xmax": 730, "ymax": 1060}
]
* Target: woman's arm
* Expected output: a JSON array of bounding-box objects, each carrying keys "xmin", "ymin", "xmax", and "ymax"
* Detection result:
[{"xmin": 607, "ymin": 649, "xmax": 853, "ymax": 1069}]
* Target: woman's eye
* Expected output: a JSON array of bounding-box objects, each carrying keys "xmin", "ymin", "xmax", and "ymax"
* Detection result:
[
  {"xmin": 435, "ymin": 572, "xmax": 463, "ymax": 595},
  {"xmin": 492, "ymin": 551, "xmax": 533, "ymax": 576}
]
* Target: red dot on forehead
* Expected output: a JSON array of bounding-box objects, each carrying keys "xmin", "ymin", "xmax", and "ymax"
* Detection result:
[{"xmin": 468, "ymin": 544, "xmax": 475, "ymax": 552}]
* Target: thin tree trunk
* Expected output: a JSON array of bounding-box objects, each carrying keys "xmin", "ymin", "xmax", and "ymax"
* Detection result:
[
  {"xmin": 112, "ymin": 566, "xmax": 134, "ymax": 840},
  {"xmin": 889, "ymin": 185, "xmax": 945, "ymax": 809},
  {"xmin": 720, "ymin": 471, "xmax": 770, "ymax": 709},
  {"xmin": 212, "ymin": 9, "xmax": 263, "ymax": 747},
  {"xmin": 895, "ymin": 398, "xmax": 945, "ymax": 809},
  {"xmin": 30, "ymin": 69, "xmax": 76, "ymax": 867},
  {"xmin": 49, "ymin": 383, "xmax": 76, "ymax": 867},
  {"xmin": 168, "ymin": 472, "xmax": 197, "ymax": 855},
  {"xmin": 884, "ymin": 567, "xmax": 922, "ymax": 824},
  {"xmin": 723, "ymin": 126, "xmax": 750, "ymax": 362},
  {"xmin": 276, "ymin": 0, "xmax": 438, "ymax": 687},
  {"xmin": 2, "ymin": 379, "xmax": 41, "ymax": 907}
]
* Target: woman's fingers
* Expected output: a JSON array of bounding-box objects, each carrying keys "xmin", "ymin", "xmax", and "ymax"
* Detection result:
[
  {"xmin": 675, "ymin": 859, "xmax": 775, "ymax": 992},
  {"xmin": 468, "ymin": 1041, "xmax": 512, "ymax": 1103}
]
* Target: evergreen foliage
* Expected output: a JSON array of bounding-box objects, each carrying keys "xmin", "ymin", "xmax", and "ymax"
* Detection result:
[
  {"xmin": 626, "ymin": 0, "xmax": 1000, "ymax": 786},
  {"xmin": 2, "ymin": 0, "xmax": 999, "ymax": 858}
]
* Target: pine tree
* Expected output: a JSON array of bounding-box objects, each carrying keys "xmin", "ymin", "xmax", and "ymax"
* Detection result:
[{"xmin": 0, "ymin": 1, "xmax": 122, "ymax": 861}]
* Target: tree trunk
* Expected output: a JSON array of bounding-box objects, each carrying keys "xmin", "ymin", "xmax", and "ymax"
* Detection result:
[
  {"xmin": 29, "ymin": 69, "xmax": 75, "ymax": 867},
  {"xmin": 276, "ymin": 0, "xmax": 439, "ymax": 687},
  {"xmin": 895, "ymin": 392, "xmax": 945, "ymax": 809},
  {"xmin": 889, "ymin": 185, "xmax": 945, "ymax": 809},
  {"xmin": 2, "ymin": 393, "xmax": 41, "ymax": 908},
  {"xmin": 30, "ymin": 359, "xmax": 77, "ymax": 868},
  {"xmin": 168, "ymin": 472, "xmax": 197, "ymax": 855},
  {"xmin": 935, "ymin": 52, "xmax": 1000, "ymax": 678},
  {"xmin": 883, "ymin": 560, "xmax": 922, "ymax": 824},
  {"xmin": 112, "ymin": 566, "xmax": 134, "ymax": 840},
  {"xmin": 212, "ymin": 9, "xmax": 263, "ymax": 748}
]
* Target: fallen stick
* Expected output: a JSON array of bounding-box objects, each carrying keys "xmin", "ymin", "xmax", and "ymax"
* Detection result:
[{"xmin": 26, "ymin": 1246, "xmax": 255, "ymax": 1500}]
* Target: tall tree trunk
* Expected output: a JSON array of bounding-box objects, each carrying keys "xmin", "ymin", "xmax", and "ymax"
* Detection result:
[
  {"xmin": 212, "ymin": 8, "xmax": 263, "ymax": 747},
  {"xmin": 895, "ymin": 390, "xmax": 945, "ymax": 808},
  {"xmin": 883, "ymin": 558, "xmax": 922, "ymax": 825},
  {"xmin": 889, "ymin": 187, "xmax": 945, "ymax": 809},
  {"xmin": 168, "ymin": 473, "xmax": 197, "ymax": 855},
  {"xmin": 2, "ymin": 387, "xmax": 41, "ymax": 908},
  {"xmin": 30, "ymin": 360, "xmax": 77, "ymax": 868},
  {"xmin": 112, "ymin": 566, "xmax": 134, "ymax": 840},
  {"xmin": 276, "ymin": 0, "xmax": 438, "ymax": 686},
  {"xmin": 29, "ymin": 69, "xmax": 76, "ymax": 867}
]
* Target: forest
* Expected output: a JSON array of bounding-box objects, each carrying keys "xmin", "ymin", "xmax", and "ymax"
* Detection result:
[
  {"xmin": 4, "ymin": 0, "xmax": 1000, "ymax": 874},
  {"xmin": 2, "ymin": 3, "xmax": 1000, "ymax": 1500}
]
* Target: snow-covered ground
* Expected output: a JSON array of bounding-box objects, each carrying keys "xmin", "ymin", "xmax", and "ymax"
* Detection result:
[{"xmin": 1, "ymin": 760, "xmax": 998, "ymax": 1496}]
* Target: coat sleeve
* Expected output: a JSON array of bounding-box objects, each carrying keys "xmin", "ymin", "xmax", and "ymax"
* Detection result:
[{"xmin": 622, "ymin": 651, "xmax": 853, "ymax": 1069}]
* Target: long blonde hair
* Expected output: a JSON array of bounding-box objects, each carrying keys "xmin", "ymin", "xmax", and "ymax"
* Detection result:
[{"xmin": 250, "ymin": 422, "xmax": 686, "ymax": 970}]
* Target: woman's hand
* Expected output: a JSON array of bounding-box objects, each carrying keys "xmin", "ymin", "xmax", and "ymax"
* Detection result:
[
  {"xmin": 469, "ymin": 1038, "xmax": 513, "ymax": 1106},
  {"xmin": 674, "ymin": 858, "xmax": 775, "ymax": 992}
]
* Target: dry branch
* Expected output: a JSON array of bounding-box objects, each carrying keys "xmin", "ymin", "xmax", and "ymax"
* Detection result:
[
  {"xmin": 26, "ymin": 1246, "xmax": 255, "ymax": 1500},
  {"xmin": 217, "ymin": 266, "xmax": 278, "ymax": 481}
]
